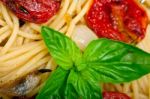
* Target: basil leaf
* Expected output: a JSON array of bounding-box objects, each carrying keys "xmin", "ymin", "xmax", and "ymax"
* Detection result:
[
  {"xmin": 41, "ymin": 26, "xmax": 82, "ymax": 70},
  {"xmin": 83, "ymin": 38, "xmax": 150, "ymax": 83},
  {"xmin": 65, "ymin": 83, "xmax": 79, "ymax": 99},
  {"xmin": 36, "ymin": 67, "xmax": 69, "ymax": 99},
  {"xmin": 67, "ymin": 69, "xmax": 102, "ymax": 99}
]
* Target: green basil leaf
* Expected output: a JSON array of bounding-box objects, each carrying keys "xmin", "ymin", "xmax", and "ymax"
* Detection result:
[
  {"xmin": 67, "ymin": 69, "xmax": 102, "ymax": 99},
  {"xmin": 36, "ymin": 67, "xmax": 69, "ymax": 99},
  {"xmin": 41, "ymin": 26, "xmax": 82, "ymax": 70},
  {"xmin": 82, "ymin": 38, "xmax": 150, "ymax": 83},
  {"xmin": 65, "ymin": 83, "xmax": 79, "ymax": 99}
]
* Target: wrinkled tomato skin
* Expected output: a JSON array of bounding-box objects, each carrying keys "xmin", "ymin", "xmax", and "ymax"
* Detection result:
[
  {"xmin": 103, "ymin": 92, "xmax": 131, "ymax": 99},
  {"xmin": 86, "ymin": 0, "xmax": 148, "ymax": 43},
  {"xmin": 1, "ymin": 0, "xmax": 61, "ymax": 23}
]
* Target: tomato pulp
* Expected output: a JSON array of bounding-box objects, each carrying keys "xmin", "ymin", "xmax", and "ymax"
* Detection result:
[
  {"xmin": 86, "ymin": 0, "xmax": 148, "ymax": 43},
  {"xmin": 103, "ymin": 92, "xmax": 130, "ymax": 99},
  {"xmin": 1, "ymin": 0, "xmax": 61, "ymax": 23}
]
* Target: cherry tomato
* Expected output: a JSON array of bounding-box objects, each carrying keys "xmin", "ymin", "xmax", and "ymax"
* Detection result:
[
  {"xmin": 86, "ymin": 0, "xmax": 148, "ymax": 43},
  {"xmin": 103, "ymin": 91, "xmax": 130, "ymax": 99},
  {"xmin": 1, "ymin": 0, "xmax": 61, "ymax": 23}
]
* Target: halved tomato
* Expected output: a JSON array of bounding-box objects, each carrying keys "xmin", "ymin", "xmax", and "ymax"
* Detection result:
[
  {"xmin": 86, "ymin": 0, "xmax": 148, "ymax": 43},
  {"xmin": 1, "ymin": 0, "xmax": 61, "ymax": 23}
]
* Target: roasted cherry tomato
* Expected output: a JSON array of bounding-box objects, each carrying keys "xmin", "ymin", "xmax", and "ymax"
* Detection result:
[
  {"xmin": 1, "ymin": 0, "xmax": 61, "ymax": 23},
  {"xmin": 86, "ymin": 0, "xmax": 148, "ymax": 43},
  {"xmin": 103, "ymin": 91, "xmax": 130, "ymax": 99}
]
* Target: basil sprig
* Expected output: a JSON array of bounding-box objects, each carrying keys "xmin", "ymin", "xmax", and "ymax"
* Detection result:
[{"xmin": 36, "ymin": 26, "xmax": 150, "ymax": 99}]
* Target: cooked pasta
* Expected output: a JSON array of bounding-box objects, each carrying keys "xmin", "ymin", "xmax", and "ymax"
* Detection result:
[{"xmin": 0, "ymin": 0, "xmax": 150, "ymax": 99}]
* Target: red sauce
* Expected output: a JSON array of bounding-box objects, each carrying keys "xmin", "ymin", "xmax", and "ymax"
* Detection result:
[
  {"xmin": 1, "ymin": 0, "xmax": 61, "ymax": 23},
  {"xmin": 86, "ymin": 0, "xmax": 148, "ymax": 43}
]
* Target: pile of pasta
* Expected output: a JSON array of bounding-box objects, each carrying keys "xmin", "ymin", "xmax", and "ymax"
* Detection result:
[{"xmin": 0, "ymin": 0, "xmax": 150, "ymax": 99}]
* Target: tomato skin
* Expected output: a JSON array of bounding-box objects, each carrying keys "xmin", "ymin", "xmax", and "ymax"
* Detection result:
[
  {"xmin": 86, "ymin": 0, "xmax": 148, "ymax": 43},
  {"xmin": 103, "ymin": 92, "xmax": 130, "ymax": 99},
  {"xmin": 1, "ymin": 0, "xmax": 61, "ymax": 23}
]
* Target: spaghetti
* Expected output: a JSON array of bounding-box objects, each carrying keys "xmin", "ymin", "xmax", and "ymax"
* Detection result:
[{"xmin": 0, "ymin": 0, "xmax": 149, "ymax": 99}]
